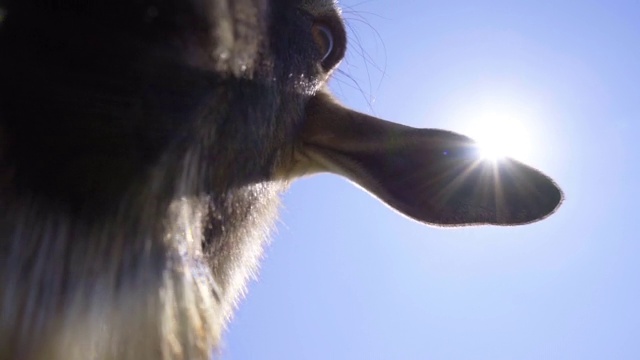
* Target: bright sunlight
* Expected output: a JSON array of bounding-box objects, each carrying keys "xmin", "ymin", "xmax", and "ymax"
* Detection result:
[
  {"xmin": 467, "ymin": 115, "xmax": 532, "ymax": 161},
  {"xmin": 460, "ymin": 101, "xmax": 536, "ymax": 163}
]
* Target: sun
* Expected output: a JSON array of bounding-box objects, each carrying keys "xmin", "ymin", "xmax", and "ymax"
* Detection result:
[{"xmin": 463, "ymin": 105, "xmax": 534, "ymax": 162}]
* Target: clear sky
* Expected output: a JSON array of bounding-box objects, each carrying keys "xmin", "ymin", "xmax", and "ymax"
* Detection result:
[{"xmin": 224, "ymin": 1, "xmax": 640, "ymax": 359}]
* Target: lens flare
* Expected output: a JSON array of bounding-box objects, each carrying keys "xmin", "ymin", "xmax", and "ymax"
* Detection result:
[{"xmin": 465, "ymin": 109, "xmax": 533, "ymax": 162}]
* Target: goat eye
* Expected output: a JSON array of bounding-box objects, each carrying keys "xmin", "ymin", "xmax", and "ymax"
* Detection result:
[{"xmin": 311, "ymin": 23, "xmax": 335, "ymax": 68}]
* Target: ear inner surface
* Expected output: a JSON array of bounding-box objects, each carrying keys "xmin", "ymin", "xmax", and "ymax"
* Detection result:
[{"xmin": 296, "ymin": 91, "xmax": 563, "ymax": 226}]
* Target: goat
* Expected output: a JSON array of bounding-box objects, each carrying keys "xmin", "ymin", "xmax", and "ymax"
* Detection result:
[{"xmin": 0, "ymin": 0, "xmax": 562, "ymax": 359}]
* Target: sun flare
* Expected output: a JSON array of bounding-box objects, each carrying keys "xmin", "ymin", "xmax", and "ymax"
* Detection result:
[{"xmin": 463, "ymin": 105, "xmax": 534, "ymax": 162}]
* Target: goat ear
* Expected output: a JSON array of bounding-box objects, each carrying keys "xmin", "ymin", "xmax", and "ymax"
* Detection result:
[{"xmin": 293, "ymin": 91, "xmax": 563, "ymax": 226}]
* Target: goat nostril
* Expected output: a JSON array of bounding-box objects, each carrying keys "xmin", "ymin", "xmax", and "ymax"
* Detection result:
[{"xmin": 145, "ymin": 6, "xmax": 159, "ymax": 22}]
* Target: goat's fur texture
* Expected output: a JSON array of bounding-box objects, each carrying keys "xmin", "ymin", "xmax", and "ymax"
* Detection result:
[{"xmin": 0, "ymin": 1, "xmax": 562, "ymax": 359}]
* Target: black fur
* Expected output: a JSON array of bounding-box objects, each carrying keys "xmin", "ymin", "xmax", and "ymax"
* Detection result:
[{"xmin": 0, "ymin": 1, "xmax": 329, "ymax": 358}]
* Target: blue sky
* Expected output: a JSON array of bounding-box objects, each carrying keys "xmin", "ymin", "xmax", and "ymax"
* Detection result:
[{"xmin": 224, "ymin": 1, "xmax": 640, "ymax": 359}]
